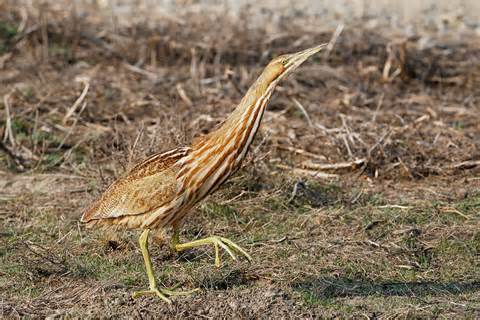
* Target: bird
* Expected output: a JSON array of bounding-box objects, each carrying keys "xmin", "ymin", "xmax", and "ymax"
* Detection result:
[{"xmin": 81, "ymin": 43, "xmax": 327, "ymax": 303}]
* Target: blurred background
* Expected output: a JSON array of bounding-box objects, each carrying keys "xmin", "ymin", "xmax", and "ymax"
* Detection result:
[
  {"xmin": 96, "ymin": 0, "xmax": 480, "ymax": 29},
  {"xmin": 12, "ymin": 0, "xmax": 480, "ymax": 31}
]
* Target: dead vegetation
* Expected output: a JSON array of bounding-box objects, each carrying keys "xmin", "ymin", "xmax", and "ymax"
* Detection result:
[{"xmin": 1, "ymin": 1, "xmax": 479, "ymax": 318}]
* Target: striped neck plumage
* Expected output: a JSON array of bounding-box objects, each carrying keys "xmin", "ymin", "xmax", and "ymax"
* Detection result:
[
  {"xmin": 201, "ymin": 68, "xmax": 281, "ymax": 151},
  {"xmin": 174, "ymin": 75, "xmax": 279, "ymax": 204}
]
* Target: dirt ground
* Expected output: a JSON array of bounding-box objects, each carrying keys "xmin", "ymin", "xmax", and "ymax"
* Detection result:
[{"xmin": 1, "ymin": 1, "xmax": 480, "ymax": 319}]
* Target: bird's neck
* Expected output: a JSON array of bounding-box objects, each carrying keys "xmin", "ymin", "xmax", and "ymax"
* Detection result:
[
  {"xmin": 194, "ymin": 77, "xmax": 277, "ymax": 159},
  {"xmin": 175, "ymin": 76, "xmax": 279, "ymax": 204}
]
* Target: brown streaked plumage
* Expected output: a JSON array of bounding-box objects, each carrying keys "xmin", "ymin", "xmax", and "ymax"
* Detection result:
[{"xmin": 81, "ymin": 44, "xmax": 327, "ymax": 303}]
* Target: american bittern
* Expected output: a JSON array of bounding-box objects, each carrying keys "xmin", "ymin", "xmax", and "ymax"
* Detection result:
[{"xmin": 81, "ymin": 44, "xmax": 326, "ymax": 303}]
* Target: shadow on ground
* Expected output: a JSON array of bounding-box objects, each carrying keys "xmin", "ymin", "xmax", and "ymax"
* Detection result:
[{"xmin": 293, "ymin": 277, "xmax": 480, "ymax": 299}]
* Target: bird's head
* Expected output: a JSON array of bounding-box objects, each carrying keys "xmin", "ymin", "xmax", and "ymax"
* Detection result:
[{"xmin": 260, "ymin": 43, "xmax": 328, "ymax": 85}]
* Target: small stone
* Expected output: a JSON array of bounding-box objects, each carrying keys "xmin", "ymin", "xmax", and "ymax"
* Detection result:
[
  {"xmin": 264, "ymin": 288, "xmax": 278, "ymax": 298},
  {"xmin": 229, "ymin": 301, "xmax": 239, "ymax": 311},
  {"xmin": 456, "ymin": 188, "xmax": 468, "ymax": 199}
]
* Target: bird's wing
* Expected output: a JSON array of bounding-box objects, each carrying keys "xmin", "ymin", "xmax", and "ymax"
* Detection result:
[{"xmin": 81, "ymin": 147, "xmax": 191, "ymax": 222}]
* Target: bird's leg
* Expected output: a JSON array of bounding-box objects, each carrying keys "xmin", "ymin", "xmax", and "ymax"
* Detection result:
[
  {"xmin": 171, "ymin": 229, "xmax": 252, "ymax": 268},
  {"xmin": 132, "ymin": 229, "xmax": 199, "ymax": 302}
]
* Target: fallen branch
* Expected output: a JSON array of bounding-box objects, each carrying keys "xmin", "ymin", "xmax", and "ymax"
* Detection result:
[
  {"xmin": 377, "ymin": 205, "xmax": 410, "ymax": 209},
  {"xmin": 451, "ymin": 160, "xmax": 480, "ymax": 170},
  {"xmin": 302, "ymin": 158, "xmax": 365, "ymax": 171},
  {"xmin": 276, "ymin": 164, "xmax": 338, "ymax": 179},
  {"xmin": 440, "ymin": 207, "xmax": 470, "ymax": 219},
  {"xmin": 275, "ymin": 145, "xmax": 326, "ymax": 161},
  {"xmin": 63, "ymin": 80, "xmax": 90, "ymax": 124}
]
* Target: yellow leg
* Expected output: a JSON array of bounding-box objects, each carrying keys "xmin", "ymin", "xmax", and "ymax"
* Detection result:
[
  {"xmin": 172, "ymin": 230, "xmax": 252, "ymax": 268},
  {"xmin": 132, "ymin": 229, "xmax": 199, "ymax": 303}
]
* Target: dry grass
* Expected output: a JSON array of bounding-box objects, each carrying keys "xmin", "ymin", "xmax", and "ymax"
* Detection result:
[{"xmin": 1, "ymin": 1, "xmax": 480, "ymax": 318}]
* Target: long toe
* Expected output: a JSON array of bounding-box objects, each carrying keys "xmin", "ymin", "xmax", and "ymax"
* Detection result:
[
  {"xmin": 132, "ymin": 286, "xmax": 199, "ymax": 303},
  {"xmin": 212, "ymin": 237, "xmax": 237, "ymax": 261},
  {"xmin": 153, "ymin": 289, "xmax": 173, "ymax": 303},
  {"xmin": 132, "ymin": 289, "xmax": 172, "ymax": 303},
  {"xmin": 219, "ymin": 237, "xmax": 252, "ymax": 262},
  {"xmin": 174, "ymin": 235, "xmax": 252, "ymax": 267},
  {"xmin": 161, "ymin": 287, "xmax": 201, "ymax": 296}
]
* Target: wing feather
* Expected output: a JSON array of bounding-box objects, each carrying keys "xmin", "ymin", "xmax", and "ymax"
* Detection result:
[{"xmin": 81, "ymin": 147, "xmax": 190, "ymax": 223}]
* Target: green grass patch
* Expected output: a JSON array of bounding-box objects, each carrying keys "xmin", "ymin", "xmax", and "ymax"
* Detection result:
[
  {"xmin": 456, "ymin": 193, "xmax": 480, "ymax": 215},
  {"xmin": 71, "ymin": 251, "xmax": 143, "ymax": 283},
  {"xmin": 200, "ymin": 202, "xmax": 243, "ymax": 224}
]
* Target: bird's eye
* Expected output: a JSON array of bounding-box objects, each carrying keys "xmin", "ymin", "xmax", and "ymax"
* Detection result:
[{"xmin": 281, "ymin": 59, "xmax": 288, "ymax": 66}]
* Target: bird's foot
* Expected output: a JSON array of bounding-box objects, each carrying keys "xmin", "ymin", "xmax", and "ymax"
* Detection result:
[
  {"xmin": 174, "ymin": 235, "xmax": 252, "ymax": 268},
  {"xmin": 132, "ymin": 284, "xmax": 200, "ymax": 303}
]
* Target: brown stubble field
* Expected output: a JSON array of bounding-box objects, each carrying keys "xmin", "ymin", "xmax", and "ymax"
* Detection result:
[{"xmin": 1, "ymin": 1, "xmax": 480, "ymax": 318}]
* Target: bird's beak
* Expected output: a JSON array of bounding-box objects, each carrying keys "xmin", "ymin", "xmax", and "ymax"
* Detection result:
[{"xmin": 284, "ymin": 43, "xmax": 328, "ymax": 73}]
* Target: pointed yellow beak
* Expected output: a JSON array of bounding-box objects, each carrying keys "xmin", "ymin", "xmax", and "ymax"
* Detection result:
[{"xmin": 284, "ymin": 43, "xmax": 328, "ymax": 71}]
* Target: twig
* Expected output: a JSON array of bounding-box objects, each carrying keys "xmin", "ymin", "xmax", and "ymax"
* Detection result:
[
  {"xmin": 354, "ymin": 129, "xmax": 391, "ymax": 179},
  {"xmin": 341, "ymin": 134, "xmax": 353, "ymax": 158},
  {"xmin": 123, "ymin": 62, "xmax": 158, "ymax": 81},
  {"xmin": 302, "ymin": 158, "xmax": 365, "ymax": 171},
  {"xmin": 378, "ymin": 205, "xmax": 410, "ymax": 209},
  {"xmin": 0, "ymin": 53, "xmax": 12, "ymax": 69},
  {"xmin": 340, "ymin": 114, "xmax": 355, "ymax": 144},
  {"xmin": 382, "ymin": 51, "xmax": 392, "ymax": 81},
  {"xmin": 291, "ymin": 97, "xmax": 313, "ymax": 127},
  {"xmin": 63, "ymin": 81, "xmax": 89, "ymax": 124},
  {"xmin": 371, "ymin": 92, "xmax": 384, "ymax": 123},
  {"xmin": 365, "ymin": 239, "xmax": 380, "ymax": 248},
  {"xmin": 382, "ymin": 40, "xmax": 406, "ymax": 82},
  {"xmin": 324, "ymin": 23, "xmax": 344, "ymax": 59},
  {"xmin": 17, "ymin": 6, "xmax": 28, "ymax": 34},
  {"xmin": 275, "ymin": 145, "xmax": 326, "ymax": 160},
  {"xmin": 271, "ymin": 236, "xmax": 289, "ymax": 243},
  {"xmin": 315, "ymin": 123, "xmax": 344, "ymax": 133},
  {"xmin": 350, "ymin": 189, "xmax": 364, "ymax": 204},
  {"xmin": 440, "ymin": 207, "xmax": 470, "ymax": 219},
  {"xmin": 288, "ymin": 180, "xmax": 304, "ymax": 203},
  {"xmin": 221, "ymin": 190, "xmax": 248, "ymax": 205},
  {"xmin": 368, "ymin": 129, "xmax": 391, "ymax": 157},
  {"xmin": 276, "ymin": 164, "xmax": 338, "ymax": 179},
  {"xmin": 127, "ymin": 123, "xmax": 145, "ymax": 169},
  {"xmin": 57, "ymin": 102, "xmax": 87, "ymax": 151},
  {"xmin": 22, "ymin": 241, "xmax": 66, "ymax": 269},
  {"xmin": 396, "ymin": 265, "xmax": 414, "ymax": 270},
  {"xmin": 2, "ymin": 93, "xmax": 15, "ymax": 147},
  {"xmin": 176, "ymin": 83, "xmax": 193, "ymax": 106},
  {"xmin": 252, "ymin": 132, "xmax": 270, "ymax": 156},
  {"xmin": 51, "ymin": 137, "xmax": 89, "ymax": 169},
  {"xmin": 0, "ymin": 141, "xmax": 24, "ymax": 170},
  {"xmin": 451, "ymin": 160, "xmax": 480, "ymax": 170}
]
